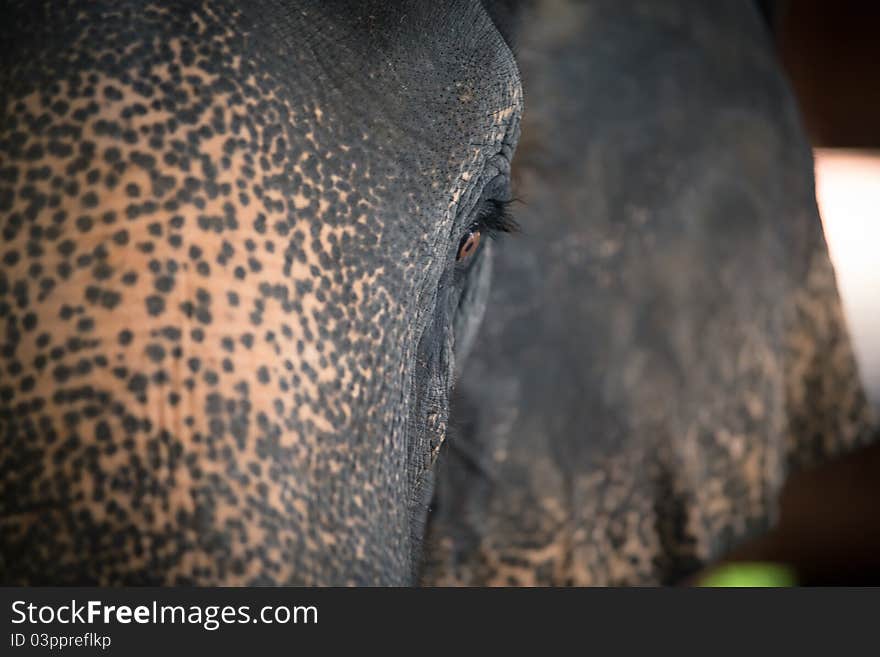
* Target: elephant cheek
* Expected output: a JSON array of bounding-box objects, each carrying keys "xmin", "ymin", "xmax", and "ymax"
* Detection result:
[
  {"xmin": 454, "ymin": 243, "xmax": 494, "ymax": 379},
  {"xmin": 407, "ymin": 316, "xmax": 454, "ymax": 496}
]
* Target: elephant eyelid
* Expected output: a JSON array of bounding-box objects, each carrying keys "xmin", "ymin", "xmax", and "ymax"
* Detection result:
[{"xmin": 470, "ymin": 198, "xmax": 518, "ymax": 239}]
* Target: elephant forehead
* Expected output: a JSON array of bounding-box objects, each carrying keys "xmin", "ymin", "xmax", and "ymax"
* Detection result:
[
  {"xmin": 261, "ymin": 0, "xmax": 524, "ymax": 247},
  {"xmin": 0, "ymin": 1, "xmax": 519, "ymax": 583}
]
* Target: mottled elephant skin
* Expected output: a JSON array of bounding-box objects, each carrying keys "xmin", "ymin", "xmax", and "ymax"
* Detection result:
[
  {"xmin": 0, "ymin": 1, "xmax": 522, "ymax": 585},
  {"xmin": 422, "ymin": 0, "xmax": 876, "ymax": 586}
]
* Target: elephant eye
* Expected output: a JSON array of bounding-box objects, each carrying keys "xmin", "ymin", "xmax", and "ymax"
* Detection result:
[
  {"xmin": 456, "ymin": 230, "xmax": 481, "ymax": 261},
  {"xmin": 455, "ymin": 197, "xmax": 517, "ymax": 263}
]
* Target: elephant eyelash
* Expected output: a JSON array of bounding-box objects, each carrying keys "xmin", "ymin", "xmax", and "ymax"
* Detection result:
[{"xmin": 471, "ymin": 198, "xmax": 518, "ymax": 239}]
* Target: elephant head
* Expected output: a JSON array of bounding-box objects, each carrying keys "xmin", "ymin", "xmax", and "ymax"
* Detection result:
[{"xmin": 0, "ymin": 0, "xmax": 521, "ymax": 584}]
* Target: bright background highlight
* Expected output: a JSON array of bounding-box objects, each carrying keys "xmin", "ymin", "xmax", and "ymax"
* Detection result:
[{"xmin": 815, "ymin": 149, "xmax": 880, "ymax": 406}]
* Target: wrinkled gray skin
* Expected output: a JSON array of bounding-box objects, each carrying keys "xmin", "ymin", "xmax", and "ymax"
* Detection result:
[
  {"xmin": 0, "ymin": 1, "xmax": 521, "ymax": 585},
  {"xmin": 422, "ymin": 0, "xmax": 876, "ymax": 585}
]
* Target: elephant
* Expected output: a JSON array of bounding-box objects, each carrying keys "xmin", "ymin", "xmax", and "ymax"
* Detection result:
[
  {"xmin": 0, "ymin": 0, "xmax": 522, "ymax": 585},
  {"xmin": 421, "ymin": 0, "xmax": 877, "ymax": 586}
]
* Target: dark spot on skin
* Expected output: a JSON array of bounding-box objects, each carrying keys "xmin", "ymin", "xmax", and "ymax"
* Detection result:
[
  {"xmin": 73, "ymin": 214, "xmax": 92, "ymax": 232},
  {"xmin": 127, "ymin": 373, "xmax": 148, "ymax": 396},
  {"xmin": 103, "ymin": 86, "xmax": 123, "ymax": 101},
  {"xmin": 145, "ymin": 344, "xmax": 165, "ymax": 363},
  {"xmin": 92, "ymin": 262, "xmax": 113, "ymax": 281},
  {"xmin": 100, "ymin": 290, "xmax": 121, "ymax": 309},
  {"xmin": 155, "ymin": 276, "xmax": 174, "ymax": 293},
  {"xmin": 95, "ymin": 421, "xmax": 112, "ymax": 441},
  {"xmin": 145, "ymin": 295, "xmax": 165, "ymax": 316},
  {"xmin": 58, "ymin": 240, "xmax": 76, "ymax": 257},
  {"xmin": 81, "ymin": 191, "xmax": 99, "ymax": 208}
]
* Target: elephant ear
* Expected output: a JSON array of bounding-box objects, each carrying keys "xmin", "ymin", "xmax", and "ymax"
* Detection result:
[
  {"xmin": 421, "ymin": 0, "xmax": 877, "ymax": 587},
  {"xmin": 783, "ymin": 241, "xmax": 876, "ymax": 472}
]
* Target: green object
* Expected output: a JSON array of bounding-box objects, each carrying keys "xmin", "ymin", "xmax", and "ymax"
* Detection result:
[{"xmin": 699, "ymin": 562, "xmax": 797, "ymax": 587}]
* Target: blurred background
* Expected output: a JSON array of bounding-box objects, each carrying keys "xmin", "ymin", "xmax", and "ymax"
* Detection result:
[
  {"xmin": 773, "ymin": 0, "xmax": 880, "ymax": 407},
  {"xmin": 706, "ymin": 0, "xmax": 880, "ymax": 585}
]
